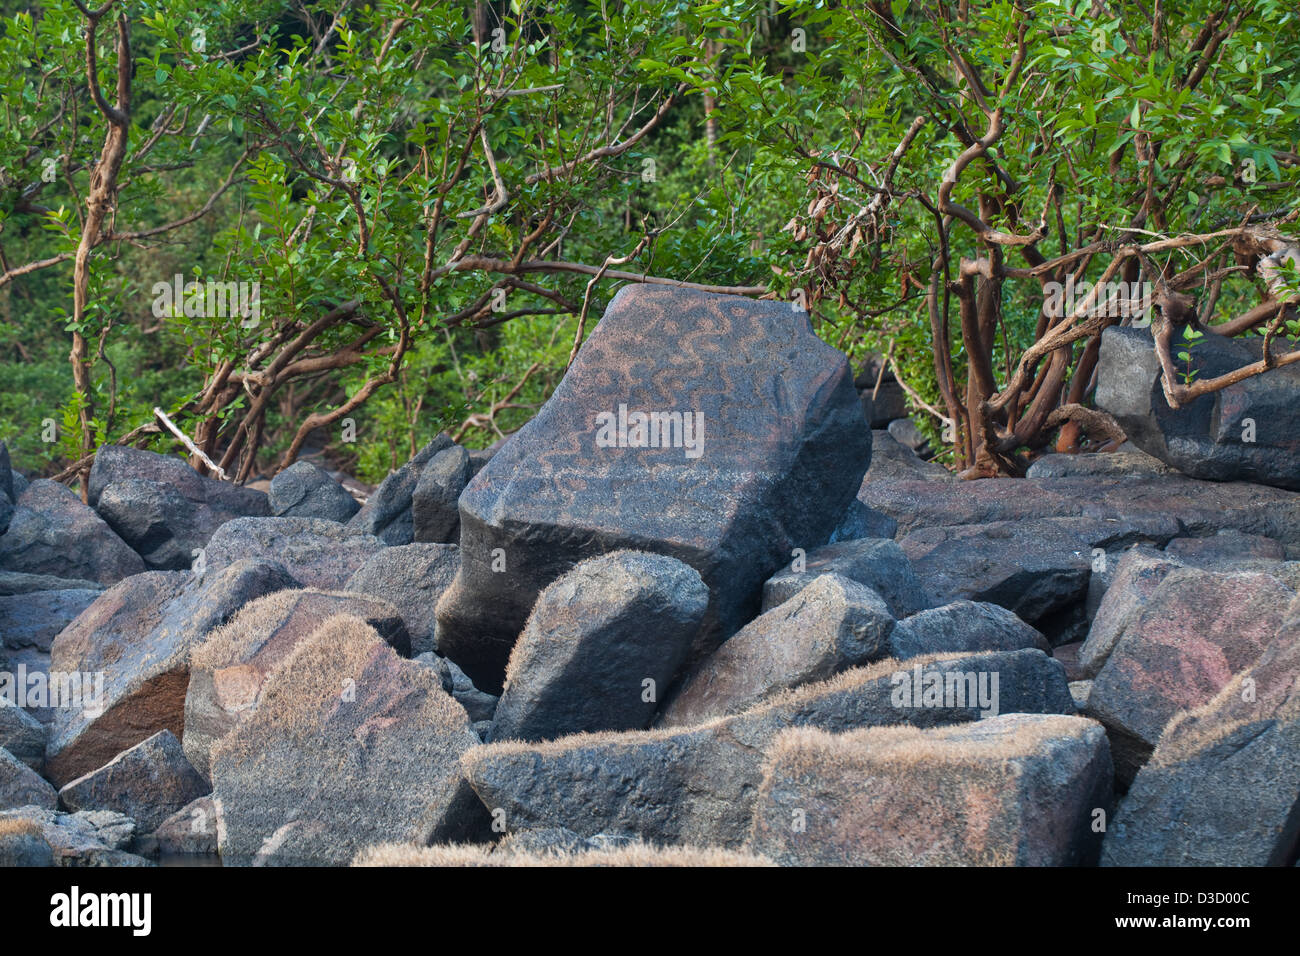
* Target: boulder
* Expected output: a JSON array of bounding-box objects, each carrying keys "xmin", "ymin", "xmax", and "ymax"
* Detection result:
[
  {"xmin": 89, "ymin": 446, "xmax": 270, "ymax": 570},
  {"xmin": 862, "ymin": 429, "xmax": 952, "ymax": 482},
  {"xmin": 1096, "ymin": 324, "xmax": 1300, "ymax": 490},
  {"xmin": 426, "ymin": 655, "xmax": 499, "ymax": 723},
  {"xmin": 354, "ymin": 841, "xmax": 774, "ymax": 867},
  {"xmin": 886, "ymin": 417, "xmax": 930, "ymax": 454},
  {"xmin": 462, "ymin": 648, "xmax": 1073, "ymax": 848},
  {"xmin": 203, "ymin": 517, "xmax": 384, "ymax": 590},
  {"xmin": 1102, "ymin": 608, "xmax": 1300, "ymax": 866},
  {"xmin": 900, "ymin": 516, "xmax": 1173, "ymax": 642},
  {"xmin": 861, "ymin": 472, "xmax": 1300, "ymax": 548},
  {"xmin": 825, "ymin": 500, "xmax": 898, "ymax": 543},
  {"xmin": 1164, "ymin": 529, "xmax": 1286, "ymax": 567},
  {"xmin": 44, "ymin": 559, "xmax": 296, "ymax": 786},
  {"xmin": 211, "ymin": 616, "xmax": 485, "ymax": 866},
  {"xmin": 0, "ymin": 570, "xmax": 104, "ymax": 596},
  {"xmin": 137, "ymin": 795, "xmax": 219, "ymax": 857},
  {"xmin": 436, "ymin": 286, "xmax": 870, "ymax": 691},
  {"xmin": 412, "ymin": 444, "xmax": 472, "ymax": 543},
  {"xmin": 0, "ymin": 746, "xmax": 57, "ymax": 809},
  {"xmin": 0, "ymin": 806, "xmax": 146, "ymax": 866},
  {"xmin": 886, "ymin": 601, "xmax": 1051, "ymax": 660},
  {"xmin": 1077, "ymin": 550, "xmax": 1184, "ymax": 678},
  {"xmin": 491, "ymin": 551, "xmax": 708, "ymax": 742},
  {"xmin": 268, "ymin": 461, "xmax": 360, "ymax": 523},
  {"xmin": 0, "ymin": 700, "xmax": 46, "ymax": 770},
  {"xmin": 861, "ymin": 379, "xmax": 908, "ymax": 426},
  {"xmin": 660, "ymin": 574, "xmax": 895, "ymax": 728},
  {"xmin": 0, "ymin": 480, "xmax": 145, "ymax": 584},
  {"xmin": 0, "ymin": 441, "xmax": 13, "ymax": 503},
  {"xmin": 184, "ymin": 588, "xmax": 411, "ymax": 778},
  {"xmin": 761, "ymin": 538, "xmax": 929, "ymax": 618},
  {"xmin": 347, "ymin": 435, "xmax": 453, "ymax": 544},
  {"xmin": 1087, "ymin": 567, "xmax": 1294, "ymax": 784},
  {"xmin": 1026, "ymin": 446, "xmax": 1173, "ymax": 479},
  {"xmin": 748, "ymin": 714, "xmax": 1112, "ymax": 866},
  {"xmin": 0, "ymin": 587, "xmax": 101, "ymax": 655},
  {"xmin": 57, "ymin": 729, "xmax": 209, "ymax": 833},
  {"xmin": 343, "ymin": 544, "xmax": 460, "ymax": 656}
]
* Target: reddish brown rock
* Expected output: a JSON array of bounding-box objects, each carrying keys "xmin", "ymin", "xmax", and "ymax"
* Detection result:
[
  {"xmin": 44, "ymin": 561, "xmax": 295, "ymax": 786},
  {"xmin": 211, "ymin": 616, "xmax": 484, "ymax": 865},
  {"xmin": 1087, "ymin": 567, "xmax": 1294, "ymax": 784},
  {"xmin": 184, "ymin": 588, "xmax": 411, "ymax": 778}
]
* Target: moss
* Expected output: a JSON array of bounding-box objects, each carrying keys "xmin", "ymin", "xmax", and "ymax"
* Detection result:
[{"xmin": 352, "ymin": 840, "xmax": 775, "ymax": 867}]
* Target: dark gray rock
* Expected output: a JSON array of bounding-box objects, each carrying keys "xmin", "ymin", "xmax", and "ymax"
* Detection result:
[
  {"xmin": 0, "ymin": 746, "xmax": 57, "ymax": 809},
  {"xmin": 437, "ymin": 286, "xmax": 871, "ymax": 691},
  {"xmin": 900, "ymin": 516, "xmax": 1175, "ymax": 643},
  {"xmin": 661, "ymin": 574, "xmax": 895, "ymax": 727},
  {"xmin": 491, "ymin": 551, "xmax": 708, "ymax": 742},
  {"xmin": 57, "ymin": 730, "xmax": 209, "ymax": 833},
  {"xmin": 268, "ymin": 461, "xmax": 359, "ymax": 522},
  {"xmin": 346, "ymin": 435, "xmax": 453, "ymax": 544},
  {"xmin": 861, "ymin": 379, "xmax": 908, "ymax": 426},
  {"xmin": 0, "ymin": 441, "xmax": 13, "ymax": 503},
  {"xmin": 1026, "ymin": 446, "xmax": 1174, "ymax": 479},
  {"xmin": 343, "ymin": 544, "xmax": 460, "ymax": 656},
  {"xmin": 204, "ymin": 516, "xmax": 384, "ymax": 590},
  {"xmin": 826, "ymin": 500, "xmax": 898, "ymax": 543},
  {"xmin": 1077, "ymin": 549, "xmax": 1184, "ymax": 678},
  {"xmin": 0, "ymin": 700, "xmax": 46, "ymax": 770},
  {"xmin": 1103, "ymin": 607, "xmax": 1300, "ymax": 866},
  {"xmin": 1096, "ymin": 325, "xmax": 1300, "ymax": 490},
  {"xmin": 1165, "ymin": 529, "xmax": 1285, "ymax": 567},
  {"xmin": 413, "ymin": 444, "xmax": 472, "ymax": 544},
  {"xmin": 887, "ymin": 417, "xmax": 930, "ymax": 454},
  {"xmin": 749, "ymin": 714, "xmax": 1112, "ymax": 866},
  {"xmin": 0, "ymin": 587, "xmax": 101, "ymax": 654},
  {"xmin": 462, "ymin": 648, "xmax": 1074, "ymax": 848},
  {"xmin": 863, "ymin": 429, "xmax": 951, "ymax": 482},
  {"xmin": 0, "ymin": 480, "xmax": 145, "ymax": 584},
  {"xmin": 44, "ymin": 559, "xmax": 297, "ymax": 786},
  {"xmin": 212, "ymin": 616, "xmax": 485, "ymax": 865},
  {"xmin": 0, "ymin": 571, "xmax": 104, "ymax": 596},
  {"xmin": 433, "ymin": 656, "xmax": 499, "ymax": 723},
  {"xmin": 761, "ymin": 538, "xmax": 929, "ymax": 618},
  {"xmin": 89, "ymin": 447, "xmax": 270, "ymax": 570},
  {"xmin": 887, "ymin": 601, "xmax": 1051, "ymax": 660}
]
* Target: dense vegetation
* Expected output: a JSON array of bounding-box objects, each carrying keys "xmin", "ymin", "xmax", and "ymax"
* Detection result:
[{"xmin": 1, "ymin": 0, "xmax": 1296, "ymax": 487}]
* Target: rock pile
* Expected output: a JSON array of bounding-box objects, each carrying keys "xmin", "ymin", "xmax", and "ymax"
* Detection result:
[{"xmin": 1, "ymin": 286, "xmax": 1298, "ymax": 867}]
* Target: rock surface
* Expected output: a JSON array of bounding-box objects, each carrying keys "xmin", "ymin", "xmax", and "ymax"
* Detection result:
[
  {"xmin": 0, "ymin": 480, "xmax": 145, "ymax": 584},
  {"xmin": 1103, "ymin": 606, "xmax": 1300, "ymax": 866},
  {"xmin": 1086, "ymin": 567, "xmax": 1294, "ymax": 784},
  {"xmin": 343, "ymin": 543, "xmax": 460, "ymax": 656},
  {"xmin": 203, "ymin": 517, "xmax": 384, "ymax": 589},
  {"xmin": 57, "ymin": 729, "xmax": 209, "ymax": 833},
  {"xmin": 268, "ymin": 460, "xmax": 360, "ymax": 522},
  {"xmin": 491, "ymin": 551, "xmax": 708, "ymax": 742},
  {"xmin": 761, "ymin": 538, "xmax": 929, "ymax": 618},
  {"xmin": 211, "ymin": 616, "xmax": 484, "ymax": 865},
  {"xmin": 436, "ymin": 286, "xmax": 871, "ymax": 691},
  {"xmin": 463, "ymin": 648, "xmax": 1073, "ymax": 848},
  {"xmin": 0, "ymin": 745, "xmax": 57, "ymax": 809},
  {"xmin": 886, "ymin": 601, "xmax": 1051, "ymax": 661},
  {"xmin": 0, "ymin": 805, "xmax": 147, "ymax": 866},
  {"xmin": 413, "ymin": 444, "xmax": 472, "ymax": 543},
  {"xmin": 748, "ymin": 714, "xmax": 1112, "ymax": 865},
  {"xmin": 347, "ymin": 435, "xmax": 452, "ymax": 544},
  {"xmin": 184, "ymin": 588, "xmax": 411, "ymax": 778},
  {"xmin": 45, "ymin": 560, "xmax": 296, "ymax": 786},
  {"xmin": 661, "ymin": 574, "xmax": 895, "ymax": 727},
  {"xmin": 1097, "ymin": 325, "xmax": 1300, "ymax": 490}
]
